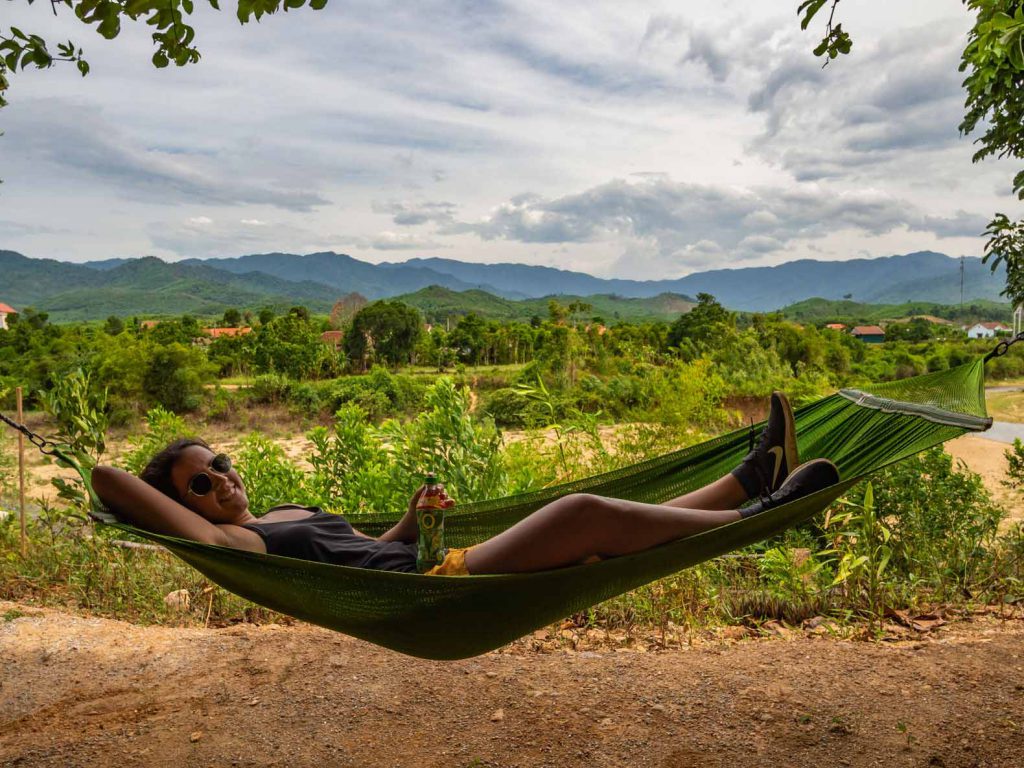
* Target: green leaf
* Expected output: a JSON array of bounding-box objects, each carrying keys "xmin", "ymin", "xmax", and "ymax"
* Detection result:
[
  {"xmin": 77, "ymin": 59, "xmax": 90, "ymax": 76},
  {"xmin": 797, "ymin": 0, "xmax": 827, "ymax": 30},
  {"xmin": 152, "ymin": 51, "xmax": 169, "ymax": 68}
]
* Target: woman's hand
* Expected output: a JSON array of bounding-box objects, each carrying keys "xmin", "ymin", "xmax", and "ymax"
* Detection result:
[
  {"xmin": 381, "ymin": 486, "xmax": 454, "ymax": 543},
  {"xmin": 407, "ymin": 485, "xmax": 457, "ymax": 515}
]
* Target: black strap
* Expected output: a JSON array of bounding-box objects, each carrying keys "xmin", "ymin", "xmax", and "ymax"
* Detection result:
[
  {"xmin": 984, "ymin": 331, "xmax": 1024, "ymax": 363},
  {"xmin": 0, "ymin": 410, "xmax": 109, "ymax": 521},
  {"xmin": 0, "ymin": 410, "xmax": 66, "ymax": 458}
]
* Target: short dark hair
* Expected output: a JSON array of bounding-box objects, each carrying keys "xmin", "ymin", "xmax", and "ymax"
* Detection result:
[{"xmin": 139, "ymin": 438, "xmax": 211, "ymax": 503}]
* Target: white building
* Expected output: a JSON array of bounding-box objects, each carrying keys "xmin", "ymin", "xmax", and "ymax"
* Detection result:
[
  {"xmin": 966, "ymin": 321, "xmax": 1011, "ymax": 339},
  {"xmin": 0, "ymin": 302, "xmax": 15, "ymax": 331}
]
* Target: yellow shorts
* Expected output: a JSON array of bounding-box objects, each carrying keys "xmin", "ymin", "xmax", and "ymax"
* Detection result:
[{"xmin": 424, "ymin": 547, "xmax": 473, "ymax": 576}]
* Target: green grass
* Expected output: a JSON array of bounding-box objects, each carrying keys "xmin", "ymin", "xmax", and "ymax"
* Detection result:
[{"xmin": 987, "ymin": 390, "xmax": 1024, "ymax": 422}]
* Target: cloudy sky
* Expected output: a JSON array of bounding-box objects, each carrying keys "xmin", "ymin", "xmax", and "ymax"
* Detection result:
[{"xmin": 1, "ymin": 0, "xmax": 1019, "ymax": 278}]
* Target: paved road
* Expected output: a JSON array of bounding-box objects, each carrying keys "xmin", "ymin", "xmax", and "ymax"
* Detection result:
[
  {"xmin": 987, "ymin": 385, "xmax": 1024, "ymax": 393},
  {"xmin": 979, "ymin": 420, "xmax": 1024, "ymax": 444}
]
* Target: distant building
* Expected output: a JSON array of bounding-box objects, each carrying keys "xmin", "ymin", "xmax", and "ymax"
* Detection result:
[
  {"xmin": 965, "ymin": 322, "xmax": 1011, "ymax": 339},
  {"xmin": 140, "ymin": 320, "xmax": 161, "ymax": 330},
  {"xmin": 0, "ymin": 302, "xmax": 16, "ymax": 331},
  {"xmin": 851, "ymin": 325, "xmax": 886, "ymax": 344},
  {"xmin": 825, "ymin": 323, "xmax": 846, "ymax": 331},
  {"xmin": 206, "ymin": 327, "xmax": 253, "ymax": 339},
  {"xmin": 320, "ymin": 330, "xmax": 344, "ymax": 350}
]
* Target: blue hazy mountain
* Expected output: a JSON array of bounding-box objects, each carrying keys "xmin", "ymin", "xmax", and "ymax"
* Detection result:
[{"xmin": 0, "ymin": 248, "xmax": 1007, "ymax": 319}]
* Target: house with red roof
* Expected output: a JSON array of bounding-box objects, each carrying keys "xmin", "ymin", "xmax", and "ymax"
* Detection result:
[
  {"xmin": 965, "ymin": 321, "xmax": 1011, "ymax": 339},
  {"xmin": 320, "ymin": 330, "xmax": 344, "ymax": 350},
  {"xmin": 0, "ymin": 302, "xmax": 16, "ymax": 331},
  {"xmin": 825, "ymin": 323, "xmax": 846, "ymax": 332},
  {"xmin": 851, "ymin": 325, "xmax": 886, "ymax": 344},
  {"xmin": 205, "ymin": 326, "xmax": 253, "ymax": 339}
]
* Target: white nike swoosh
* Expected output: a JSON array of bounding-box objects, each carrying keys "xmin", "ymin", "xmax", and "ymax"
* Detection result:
[{"xmin": 768, "ymin": 446, "xmax": 785, "ymax": 489}]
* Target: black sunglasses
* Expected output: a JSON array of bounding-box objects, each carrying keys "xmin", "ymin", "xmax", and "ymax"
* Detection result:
[{"xmin": 186, "ymin": 453, "xmax": 233, "ymax": 497}]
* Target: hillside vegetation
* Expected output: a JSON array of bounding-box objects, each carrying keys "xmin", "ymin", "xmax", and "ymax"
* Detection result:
[{"xmin": 0, "ymin": 249, "xmax": 1010, "ymax": 321}]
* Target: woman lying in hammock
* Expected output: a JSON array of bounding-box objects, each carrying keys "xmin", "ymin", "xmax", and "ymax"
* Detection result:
[{"xmin": 91, "ymin": 392, "xmax": 838, "ymax": 576}]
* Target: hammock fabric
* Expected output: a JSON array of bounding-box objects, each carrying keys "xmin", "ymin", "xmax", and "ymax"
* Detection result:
[{"xmin": 98, "ymin": 359, "xmax": 991, "ymax": 660}]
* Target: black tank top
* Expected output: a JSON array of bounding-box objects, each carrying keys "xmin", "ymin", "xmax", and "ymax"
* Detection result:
[{"xmin": 242, "ymin": 506, "xmax": 418, "ymax": 573}]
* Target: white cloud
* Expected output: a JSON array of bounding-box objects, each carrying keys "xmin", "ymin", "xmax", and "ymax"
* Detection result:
[{"xmin": 0, "ymin": 0, "xmax": 1011, "ymax": 276}]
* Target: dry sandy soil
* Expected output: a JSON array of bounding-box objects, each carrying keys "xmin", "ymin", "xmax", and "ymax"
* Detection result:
[
  {"xmin": 945, "ymin": 436, "xmax": 1021, "ymax": 522},
  {"xmin": 2, "ymin": 601, "xmax": 1023, "ymax": 768}
]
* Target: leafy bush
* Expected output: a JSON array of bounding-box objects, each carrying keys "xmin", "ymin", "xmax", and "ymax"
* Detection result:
[
  {"xmin": 0, "ymin": 422, "xmax": 14, "ymax": 504},
  {"xmin": 234, "ymin": 433, "xmax": 318, "ymax": 514},
  {"xmin": 119, "ymin": 408, "xmax": 198, "ymax": 475},
  {"xmin": 308, "ymin": 378, "xmax": 511, "ymax": 517},
  {"xmin": 866, "ymin": 448, "xmax": 1004, "ymax": 598},
  {"xmin": 143, "ymin": 343, "xmax": 216, "ymax": 412},
  {"xmin": 483, "ymin": 387, "xmax": 534, "ymax": 428},
  {"xmin": 249, "ymin": 373, "xmax": 292, "ymax": 405},
  {"xmin": 320, "ymin": 367, "xmax": 427, "ymax": 421},
  {"xmin": 1005, "ymin": 439, "xmax": 1024, "ymax": 498}
]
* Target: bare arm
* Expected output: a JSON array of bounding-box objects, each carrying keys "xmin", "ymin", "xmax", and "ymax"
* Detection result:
[
  {"xmin": 373, "ymin": 487, "xmax": 424, "ymax": 543},
  {"xmin": 91, "ymin": 465, "xmax": 231, "ymax": 547}
]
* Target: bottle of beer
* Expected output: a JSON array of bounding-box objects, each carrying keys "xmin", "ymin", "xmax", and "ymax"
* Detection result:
[{"xmin": 415, "ymin": 473, "xmax": 448, "ymax": 573}]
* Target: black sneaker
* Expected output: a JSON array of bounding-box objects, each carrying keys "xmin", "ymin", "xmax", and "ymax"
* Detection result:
[
  {"xmin": 739, "ymin": 459, "xmax": 840, "ymax": 518},
  {"xmin": 731, "ymin": 391, "xmax": 799, "ymax": 500}
]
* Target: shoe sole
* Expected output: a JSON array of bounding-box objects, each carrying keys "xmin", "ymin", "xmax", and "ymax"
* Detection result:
[
  {"xmin": 773, "ymin": 391, "xmax": 800, "ymax": 483},
  {"xmin": 776, "ymin": 458, "xmax": 840, "ymax": 496}
]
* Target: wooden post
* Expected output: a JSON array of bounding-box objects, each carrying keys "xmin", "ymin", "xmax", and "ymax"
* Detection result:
[{"xmin": 16, "ymin": 387, "xmax": 26, "ymax": 556}]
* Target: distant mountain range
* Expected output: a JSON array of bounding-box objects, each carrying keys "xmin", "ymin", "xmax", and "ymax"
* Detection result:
[{"xmin": 0, "ymin": 248, "xmax": 1008, "ymax": 322}]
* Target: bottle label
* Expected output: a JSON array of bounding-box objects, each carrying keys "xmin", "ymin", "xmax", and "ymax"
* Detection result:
[{"xmin": 416, "ymin": 485, "xmax": 447, "ymax": 573}]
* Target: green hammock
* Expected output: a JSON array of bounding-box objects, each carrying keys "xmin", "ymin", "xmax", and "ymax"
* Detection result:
[{"xmin": 84, "ymin": 358, "xmax": 993, "ymax": 660}]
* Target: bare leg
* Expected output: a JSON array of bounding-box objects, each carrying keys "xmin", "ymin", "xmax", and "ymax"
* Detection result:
[
  {"xmin": 663, "ymin": 473, "xmax": 748, "ymax": 511},
  {"xmin": 464, "ymin": 493, "xmax": 741, "ymax": 575}
]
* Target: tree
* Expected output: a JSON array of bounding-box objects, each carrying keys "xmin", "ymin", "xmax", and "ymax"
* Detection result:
[
  {"xmin": 1, "ymin": 0, "xmax": 328, "ymax": 109},
  {"xmin": 883, "ymin": 318, "xmax": 935, "ymax": 343},
  {"xmin": 222, "ymin": 308, "xmax": 241, "ymax": 328},
  {"xmin": 667, "ymin": 293, "xmax": 735, "ymax": 357},
  {"xmin": 801, "ymin": 0, "xmax": 1024, "ymax": 307},
  {"xmin": 448, "ymin": 312, "xmax": 487, "ymax": 364},
  {"xmin": 329, "ymin": 292, "xmax": 368, "ymax": 329},
  {"xmin": 143, "ymin": 342, "xmax": 215, "ymax": 412},
  {"xmin": 344, "ymin": 301, "xmax": 422, "ymax": 370},
  {"xmin": 103, "ymin": 315, "xmax": 124, "ymax": 335}
]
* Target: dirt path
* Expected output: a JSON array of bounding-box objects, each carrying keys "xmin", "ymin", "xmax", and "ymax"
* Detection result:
[
  {"xmin": 2, "ymin": 602, "xmax": 1022, "ymax": 768},
  {"xmin": 945, "ymin": 435, "xmax": 1020, "ymax": 522}
]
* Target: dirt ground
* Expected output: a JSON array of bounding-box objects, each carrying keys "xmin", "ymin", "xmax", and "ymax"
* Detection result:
[
  {"xmin": 1, "ymin": 601, "xmax": 1023, "ymax": 768},
  {"xmin": 945, "ymin": 435, "xmax": 1021, "ymax": 522}
]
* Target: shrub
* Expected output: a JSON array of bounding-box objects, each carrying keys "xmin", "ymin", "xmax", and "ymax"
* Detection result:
[
  {"xmin": 483, "ymin": 387, "xmax": 533, "ymax": 428},
  {"xmin": 234, "ymin": 433, "xmax": 318, "ymax": 514},
  {"xmin": 143, "ymin": 343, "xmax": 216, "ymax": 412},
  {"xmin": 119, "ymin": 408, "xmax": 198, "ymax": 475},
  {"xmin": 249, "ymin": 373, "xmax": 292, "ymax": 405},
  {"xmin": 841, "ymin": 448, "xmax": 1005, "ymax": 601}
]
